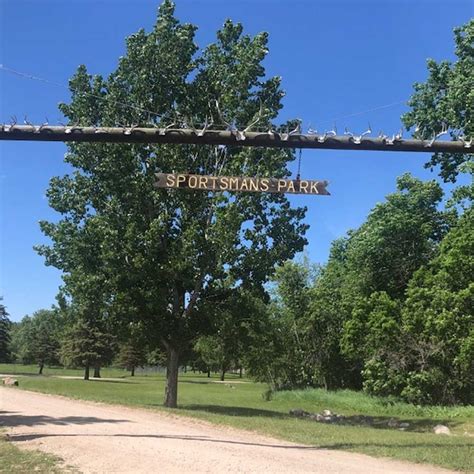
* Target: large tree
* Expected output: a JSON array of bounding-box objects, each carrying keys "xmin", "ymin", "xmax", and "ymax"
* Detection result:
[
  {"xmin": 402, "ymin": 19, "xmax": 473, "ymax": 182},
  {"xmin": 341, "ymin": 175, "xmax": 452, "ymax": 360},
  {"xmin": 37, "ymin": 1, "xmax": 307, "ymax": 407}
]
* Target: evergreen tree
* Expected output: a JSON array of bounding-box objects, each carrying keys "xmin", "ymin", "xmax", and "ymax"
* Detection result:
[
  {"xmin": 60, "ymin": 317, "xmax": 115, "ymax": 380},
  {"xmin": 0, "ymin": 298, "xmax": 11, "ymax": 363}
]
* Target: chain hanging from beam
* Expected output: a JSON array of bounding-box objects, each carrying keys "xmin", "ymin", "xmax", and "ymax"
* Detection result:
[{"xmin": 0, "ymin": 124, "xmax": 471, "ymax": 153}]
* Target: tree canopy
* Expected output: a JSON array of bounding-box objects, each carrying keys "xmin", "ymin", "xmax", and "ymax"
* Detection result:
[
  {"xmin": 36, "ymin": 0, "xmax": 307, "ymax": 407},
  {"xmin": 403, "ymin": 19, "xmax": 474, "ymax": 182}
]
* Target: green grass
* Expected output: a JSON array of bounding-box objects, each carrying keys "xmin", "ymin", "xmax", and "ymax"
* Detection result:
[
  {"xmin": 0, "ymin": 430, "xmax": 66, "ymax": 473},
  {"xmin": 2, "ymin": 364, "xmax": 473, "ymax": 472}
]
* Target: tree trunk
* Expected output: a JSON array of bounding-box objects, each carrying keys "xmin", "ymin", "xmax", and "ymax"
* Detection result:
[
  {"xmin": 239, "ymin": 367, "xmax": 243, "ymax": 378},
  {"xmin": 207, "ymin": 369, "xmax": 211, "ymax": 378},
  {"xmin": 38, "ymin": 363, "xmax": 44, "ymax": 375},
  {"xmin": 220, "ymin": 365, "xmax": 225, "ymax": 382},
  {"xmin": 93, "ymin": 366, "xmax": 101, "ymax": 378},
  {"xmin": 84, "ymin": 364, "xmax": 90, "ymax": 380},
  {"xmin": 131, "ymin": 366, "xmax": 135, "ymax": 377},
  {"xmin": 164, "ymin": 345, "xmax": 179, "ymax": 408}
]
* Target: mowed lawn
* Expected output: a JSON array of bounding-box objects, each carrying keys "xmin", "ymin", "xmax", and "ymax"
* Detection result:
[{"xmin": 1, "ymin": 364, "xmax": 473, "ymax": 472}]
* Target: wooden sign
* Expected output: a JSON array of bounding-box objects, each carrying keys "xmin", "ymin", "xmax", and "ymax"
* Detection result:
[{"xmin": 155, "ymin": 173, "xmax": 329, "ymax": 195}]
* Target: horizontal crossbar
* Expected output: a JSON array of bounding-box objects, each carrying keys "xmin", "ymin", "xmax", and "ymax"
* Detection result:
[{"xmin": 0, "ymin": 125, "xmax": 471, "ymax": 153}]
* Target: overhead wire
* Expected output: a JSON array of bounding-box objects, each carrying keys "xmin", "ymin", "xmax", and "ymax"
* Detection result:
[{"xmin": 1, "ymin": 64, "xmax": 409, "ymax": 130}]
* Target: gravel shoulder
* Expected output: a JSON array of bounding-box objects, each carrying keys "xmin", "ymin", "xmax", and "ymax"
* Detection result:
[{"xmin": 1, "ymin": 387, "xmax": 454, "ymax": 473}]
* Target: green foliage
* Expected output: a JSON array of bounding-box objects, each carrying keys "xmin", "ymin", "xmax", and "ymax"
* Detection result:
[
  {"xmin": 343, "ymin": 174, "xmax": 451, "ymax": 300},
  {"xmin": 60, "ymin": 318, "xmax": 115, "ymax": 373},
  {"xmin": 0, "ymin": 298, "xmax": 11, "ymax": 363},
  {"xmin": 306, "ymin": 239, "xmax": 361, "ymax": 389},
  {"xmin": 356, "ymin": 208, "xmax": 473, "ymax": 404},
  {"xmin": 116, "ymin": 342, "xmax": 147, "ymax": 375},
  {"xmin": 36, "ymin": 0, "xmax": 307, "ymax": 405},
  {"xmin": 246, "ymin": 172, "xmax": 472, "ymax": 406},
  {"xmin": 9, "ymin": 318, "xmax": 34, "ymax": 364},
  {"xmin": 402, "ymin": 19, "xmax": 474, "ymax": 182},
  {"xmin": 195, "ymin": 289, "xmax": 268, "ymax": 379},
  {"xmin": 245, "ymin": 259, "xmax": 317, "ymax": 389},
  {"xmin": 11, "ymin": 309, "xmax": 63, "ymax": 372}
]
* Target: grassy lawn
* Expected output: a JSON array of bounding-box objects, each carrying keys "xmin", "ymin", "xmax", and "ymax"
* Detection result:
[
  {"xmin": 0, "ymin": 429, "xmax": 66, "ymax": 473},
  {"xmin": 1, "ymin": 364, "xmax": 473, "ymax": 472}
]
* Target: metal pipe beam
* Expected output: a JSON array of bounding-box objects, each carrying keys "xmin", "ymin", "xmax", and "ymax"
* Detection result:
[{"xmin": 0, "ymin": 125, "xmax": 471, "ymax": 153}]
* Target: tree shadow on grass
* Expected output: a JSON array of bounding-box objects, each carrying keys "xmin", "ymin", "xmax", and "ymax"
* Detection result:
[
  {"xmin": 179, "ymin": 380, "xmax": 214, "ymax": 385},
  {"xmin": 88, "ymin": 379, "xmax": 138, "ymax": 385},
  {"xmin": 293, "ymin": 414, "xmax": 462, "ymax": 433},
  {"xmin": 178, "ymin": 406, "xmax": 462, "ymax": 433},
  {"xmin": 180, "ymin": 404, "xmax": 289, "ymax": 419},
  {"xmin": 1, "ymin": 372, "xmax": 39, "ymax": 377},
  {"xmin": 0, "ymin": 411, "xmax": 129, "ymax": 428}
]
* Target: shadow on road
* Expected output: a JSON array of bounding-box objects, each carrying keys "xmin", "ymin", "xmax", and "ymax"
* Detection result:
[
  {"xmin": 7, "ymin": 432, "xmax": 318, "ymax": 449},
  {"xmin": 7, "ymin": 432, "xmax": 471, "ymax": 452},
  {"xmin": 0, "ymin": 411, "xmax": 129, "ymax": 428}
]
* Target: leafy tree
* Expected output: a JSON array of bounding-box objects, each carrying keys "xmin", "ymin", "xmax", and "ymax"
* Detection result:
[
  {"xmin": 194, "ymin": 336, "xmax": 223, "ymax": 376},
  {"xmin": 271, "ymin": 259, "xmax": 316, "ymax": 387},
  {"xmin": 195, "ymin": 289, "xmax": 261, "ymax": 381},
  {"xmin": 396, "ymin": 207, "xmax": 474, "ymax": 404},
  {"xmin": 339, "ymin": 175, "xmax": 454, "ymax": 397},
  {"xmin": 10, "ymin": 319, "xmax": 35, "ymax": 364},
  {"xmin": 0, "ymin": 298, "xmax": 11, "ymax": 363},
  {"xmin": 342, "ymin": 174, "xmax": 452, "ymax": 301},
  {"xmin": 240, "ymin": 299, "xmax": 290, "ymax": 390},
  {"xmin": 245, "ymin": 260, "xmax": 316, "ymax": 390},
  {"xmin": 402, "ymin": 19, "xmax": 474, "ymax": 182},
  {"xmin": 37, "ymin": 1, "xmax": 307, "ymax": 407},
  {"xmin": 306, "ymin": 239, "xmax": 361, "ymax": 390},
  {"xmin": 12, "ymin": 310, "xmax": 62, "ymax": 374}
]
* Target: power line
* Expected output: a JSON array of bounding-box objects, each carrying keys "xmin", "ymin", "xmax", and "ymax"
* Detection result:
[
  {"xmin": 0, "ymin": 64, "xmax": 162, "ymax": 121},
  {"xmin": 1, "ymin": 64, "xmax": 409, "ymax": 128}
]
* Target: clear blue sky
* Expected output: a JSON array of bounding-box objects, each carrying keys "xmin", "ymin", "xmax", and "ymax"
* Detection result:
[{"xmin": 0, "ymin": 0, "xmax": 472, "ymax": 321}]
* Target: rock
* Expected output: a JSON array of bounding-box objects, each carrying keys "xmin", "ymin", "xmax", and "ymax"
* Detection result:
[
  {"xmin": 322, "ymin": 409, "xmax": 332, "ymax": 417},
  {"xmin": 387, "ymin": 418, "xmax": 399, "ymax": 428},
  {"xmin": 433, "ymin": 424, "xmax": 451, "ymax": 435},
  {"xmin": 399, "ymin": 422, "xmax": 410, "ymax": 429},
  {"xmin": 2, "ymin": 377, "xmax": 18, "ymax": 386}
]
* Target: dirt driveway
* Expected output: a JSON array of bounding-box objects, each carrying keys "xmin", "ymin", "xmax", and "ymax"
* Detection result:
[{"xmin": 1, "ymin": 388, "xmax": 452, "ymax": 473}]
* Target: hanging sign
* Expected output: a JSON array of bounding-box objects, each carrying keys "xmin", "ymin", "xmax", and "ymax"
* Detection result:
[{"xmin": 155, "ymin": 173, "xmax": 329, "ymax": 195}]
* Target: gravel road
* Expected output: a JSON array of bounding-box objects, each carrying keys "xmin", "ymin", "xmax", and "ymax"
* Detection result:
[{"xmin": 1, "ymin": 388, "xmax": 453, "ymax": 473}]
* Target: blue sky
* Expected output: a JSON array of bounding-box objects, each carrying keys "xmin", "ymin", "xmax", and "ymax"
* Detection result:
[{"xmin": 0, "ymin": 0, "xmax": 472, "ymax": 321}]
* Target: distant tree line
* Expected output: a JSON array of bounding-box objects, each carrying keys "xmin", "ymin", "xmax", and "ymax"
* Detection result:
[{"xmin": 4, "ymin": 171, "xmax": 472, "ymax": 404}]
